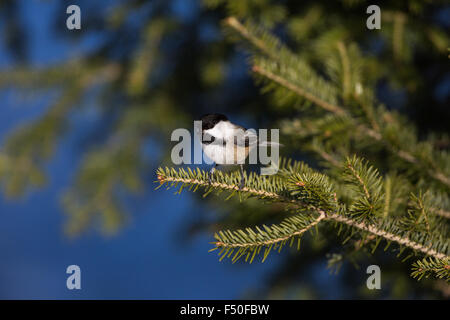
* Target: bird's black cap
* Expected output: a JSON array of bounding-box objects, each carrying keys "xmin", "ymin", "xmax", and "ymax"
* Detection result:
[{"xmin": 198, "ymin": 113, "xmax": 228, "ymax": 131}]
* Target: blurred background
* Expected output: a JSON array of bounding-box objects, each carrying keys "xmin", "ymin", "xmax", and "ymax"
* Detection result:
[{"xmin": 0, "ymin": 0, "xmax": 448, "ymax": 299}]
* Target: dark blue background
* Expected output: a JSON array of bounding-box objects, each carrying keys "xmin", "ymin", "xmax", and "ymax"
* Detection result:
[{"xmin": 0, "ymin": 0, "xmax": 286, "ymax": 299}]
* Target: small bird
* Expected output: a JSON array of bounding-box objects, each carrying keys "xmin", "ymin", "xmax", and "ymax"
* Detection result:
[{"xmin": 197, "ymin": 113, "xmax": 278, "ymax": 189}]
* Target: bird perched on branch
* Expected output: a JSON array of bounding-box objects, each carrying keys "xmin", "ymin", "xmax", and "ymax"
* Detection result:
[{"xmin": 197, "ymin": 113, "xmax": 280, "ymax": 189}]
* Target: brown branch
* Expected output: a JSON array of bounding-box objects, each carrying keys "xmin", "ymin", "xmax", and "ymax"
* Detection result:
[
  {"xmin": 214, "ymin": 212, "xmax": 326, "ymax": 248},
  {"xmin": 327, "ymin": 213, "xmax": 447, "ymax": 260},
  {"xmin": 431, "ymin": 207, "xmax": 450, "ymax": 219},
  {"xmin": 158, "ymin": 174, "xmax": 282, "ymax": 199}
]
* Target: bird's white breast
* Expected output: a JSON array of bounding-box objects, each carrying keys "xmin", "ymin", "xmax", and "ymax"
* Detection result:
[{"xmin": 202, "ymin": 121, "xmax": 250, "ymax": 165}]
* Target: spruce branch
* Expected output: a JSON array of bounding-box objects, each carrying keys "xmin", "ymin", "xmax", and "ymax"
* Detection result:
[
  {"xmin": 343, "ymin": 156, "xmax": 383, "ymax": 218},
  {"xmin": 225, "ymin": 16, "xmax": 450, "ymax": 188},
  {"xmin": 383, "ymin": 176, "xmax": 393, "ymax": 218},
  {"xmin": 212, "ymin": 212, "xmax": 325, "ymax": 263},
  {"xmin": 327, "ymin": 213, "xmax": 448, "ymax": 260},
  {"xmin": 252, "ymin": 65, "xmax": 345, "ymax": 115},
  {"xmin": 432, "ymin": 208, "xmax": 450, "ymax": 220},
  {"xmin": 224, "ymin": 17, "xmax": 279, "ymax": 60},
  {"xmin": 156, "ymin": 161, "xmax": 450, "ymax": 265},
  {"xmin": 156, "ymin": 166, "xmax": 287, "ymax": 202},
  {"xmin": 411, "ymin": 257, "xmax": 450, "ymax": 282},
  {"xmin": 0, "ymin": 62, "xmax": 121, "ymax": 197},
  {"xmin": 336, "ymin": 41, "xmax": 351, "ymax": 100},
  {"xmin": 256, "ymin": 59, "xmax": 450, "ymax": 187},
  {"xmin": 392, "ymin": 12, "xmax": 407, "ymax": 62}
]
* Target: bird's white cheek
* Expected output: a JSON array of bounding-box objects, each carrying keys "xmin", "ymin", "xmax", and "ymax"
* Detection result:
[{"xmin": 204, "ymin": 126, "xmax": 224, "ymax": 140}]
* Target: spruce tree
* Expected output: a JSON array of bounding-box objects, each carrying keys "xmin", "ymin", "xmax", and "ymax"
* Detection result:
[{"xmin": 0, "ymin": 0, "xmax": 448, "ymax": 297}]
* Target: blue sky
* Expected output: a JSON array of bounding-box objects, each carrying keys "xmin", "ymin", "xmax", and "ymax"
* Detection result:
[
  {"xmin": 0, "ymin": 0, "xmax": 375, "ymax": 300},
  {"xmin": 0, "ymin": 0, "xmax": 284, "ymax": 299}
]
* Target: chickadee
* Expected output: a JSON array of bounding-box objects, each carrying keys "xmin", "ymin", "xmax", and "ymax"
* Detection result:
[{"xmin": 197, "ymin": 113, "xmax": 278, "ymax": 189}]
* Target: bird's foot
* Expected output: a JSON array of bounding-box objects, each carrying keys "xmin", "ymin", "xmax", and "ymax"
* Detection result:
[{"xmin": 238, "ymin": 176, "xmax": 245, "ymax": 190}]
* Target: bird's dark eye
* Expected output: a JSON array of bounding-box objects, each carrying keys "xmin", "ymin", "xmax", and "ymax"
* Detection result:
[{"xmin": 202, "ymin": 133, "xmax": 215, "ymax": 144}]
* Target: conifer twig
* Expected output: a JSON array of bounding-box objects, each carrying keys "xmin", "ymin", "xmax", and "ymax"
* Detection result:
[
  {"xmin": 224, "ymin": 17, "xmax": 278, "ymax": 60},
  {"xmin": 336, "ymin": 41, "xmax": 351, "ymax": 100},
  {"xmin": 252, "ymin": 65, "xmax": 346, "ymax": 115},
  {"xmin": 214, "ymin": 212, "xmax": 326, "ymax": 249},
  {"xmin": 326, "ymin": 213, "xmax": 447, "ymax": 260},
  {"xmin": 157, "ymin": 168, "xmax": 449, "ymax": 261},
  {"xmin": 225, "ymin": 16, "xmax": 450, "ymax": 188},
  {"xmin": 431, "ymin": 208, "xmax": 450, "ymax": 220},
  {"xmin": 252, "ymin": 64, "xmax": 450, "ymax": 187}
]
